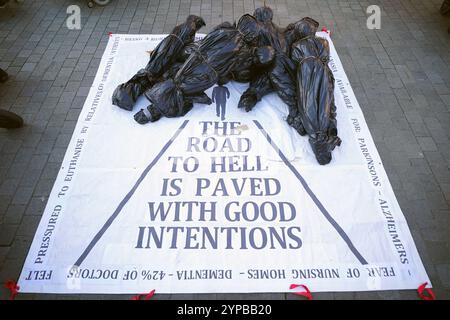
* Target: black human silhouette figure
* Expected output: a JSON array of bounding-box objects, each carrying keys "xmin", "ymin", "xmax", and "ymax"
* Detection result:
[{"xmin": 212, "ymin": 85, "xmax": 230, "ymax": 121}]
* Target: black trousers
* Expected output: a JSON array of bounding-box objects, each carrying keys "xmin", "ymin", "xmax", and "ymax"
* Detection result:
[
  {"xmin": 0, "ymin": 68, "xmax": 8, "ymax": 82},
  {"xmin": 215, "ymin": 102, "xmax": 226, "ymax": 120}
]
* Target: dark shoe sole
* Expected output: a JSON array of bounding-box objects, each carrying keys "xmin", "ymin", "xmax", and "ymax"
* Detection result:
[
  {"xmin": 0, "ymin": 73, "xmax": 8, "ymax": 83},
  {"xmin": 0, "ymin": 109, "xmax": 24, "ymax": 129}
]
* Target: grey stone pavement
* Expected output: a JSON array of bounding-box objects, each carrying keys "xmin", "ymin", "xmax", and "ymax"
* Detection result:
[{"xmin": 0, "ymin": 0, "xmax": 449, "ymax": 300}]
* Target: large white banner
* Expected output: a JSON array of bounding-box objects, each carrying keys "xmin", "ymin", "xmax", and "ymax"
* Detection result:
[{"xmin": 18, "ymin": 33, "xmax": 430, "ymax": 294}]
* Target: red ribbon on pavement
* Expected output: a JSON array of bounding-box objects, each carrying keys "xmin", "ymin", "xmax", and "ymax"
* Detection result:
[
  {"xmin": 289, "ymin": 284, "xmax": 312, "ymax": 300},
  {"xmin": 4, "ymin": 280, "xmax": 20, "ymax": 300},
  {"xmin": 417, "ymin": 282, "xmax": 435, "ymax": 300},
  {"xmin": 131, "ymin": 289, "xmax": 155, "ymax": 300},
  {"xmin": 321, "ymin": 26, "xmax": 332, "ymax": 36}
]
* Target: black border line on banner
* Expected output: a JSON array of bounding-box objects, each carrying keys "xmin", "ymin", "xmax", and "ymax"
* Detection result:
[
  {"xmin": 73, "ymin": 119, "xmax": 190, "ymax": 267},
  {"xmin": 253, "ymin": 120, "xmax": 368, "ymax": 265}
]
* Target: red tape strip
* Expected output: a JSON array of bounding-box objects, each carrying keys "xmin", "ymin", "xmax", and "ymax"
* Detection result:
[
  {"xmin": 321, "ymin": 26, "xmax": 332, "ymax": 36},
  {"xmin": 4, "ymin": 280, "xmax": 20, "ymax": 300},
  {"xmin": 417, "ymin": 282, "xmax": 435, "ymax": 300},
  {"xmin": 131, "ymin": 289, "xmax": 155, "ymax": 300},
  {"xmin": 289, "ymin": 284, "xmax": 312, "ymax": 300}
]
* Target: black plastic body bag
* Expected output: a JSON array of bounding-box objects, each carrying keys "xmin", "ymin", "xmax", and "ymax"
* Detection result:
[
  {"xmin": 290, "ymin": 19, "xmax": 341, "ymax": 165},
  {"xmin": 111, "ymin": 15, "xmax": 206, "ymax": 111},
  {"xmin": 237, "ymin": 7, "xmax": 301, "ymax": 125},
  {"xmin": 134, "ymin": 14, "xmax": 274, "ymax": 124}
]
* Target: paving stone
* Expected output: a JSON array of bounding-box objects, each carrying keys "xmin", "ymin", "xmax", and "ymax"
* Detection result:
[
  {"xmin": 5, "ymin": 162, "xmax": 27, "ymax": 180},
  {"xmin": 16, "ymin": 215, "xmax": 41, "ymax": 237},
  {"xmin": 32, "ymin": 178, "xmax": 55, "ymax": 197},
  {"xmin": 0, "ymin": 178, "xmax": 19, "ymax": 196},
  {"xmin": 6, "ymin": 235, "xmax": 32, "ymax": 261},
  {"xmin": 0, "ymin": 224, "xmax": 18, "ymax": 246},
  {"xmin": 11, "ymin": 186, "xmax": 34, "ymax": 205},
  {"xmin": 425, "ymin": 241, "xmax": 450, "ymax": 265},
  {"xmin": 417, "ymin": 137, "xmax": 438, "ymax": 152},
  {"xmin": 436, "ymin": 264, "xmax": 450, "ymax": 288},
  {"xmin": 3, "ymin": 204, "xmax": 26, "ymax": 225},
  {"xmin": 0, "ymin": 246, "xmax": 9, "ymax": 269},
  {"xmin": 441, "ymin": 183, "xmax": 450, "ymax": 202},
  {"xmin": 21, "ymin": 62, "xmax": 36, "ymax": 72},
  {"xmin": 19, "ymin": 168, "xmax": 42, "ymax": 188}
]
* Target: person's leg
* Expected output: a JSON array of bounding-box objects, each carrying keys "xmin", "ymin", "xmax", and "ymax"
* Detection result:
[
  {"xmin": 221, "ymin": 102, "xmax": 226, "ymax": 121},
  {"xmin": 216, "ymin": 102, "xmax": 220, "ymax": 117},
  {"xmin": 0, "ymin": 68, "xmax": 8, "ymax": 83}
]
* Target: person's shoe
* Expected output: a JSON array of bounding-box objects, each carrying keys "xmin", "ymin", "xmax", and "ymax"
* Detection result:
[{"xmin": 0, "ymin": 68, "xmax": 8, "ymax": 83}]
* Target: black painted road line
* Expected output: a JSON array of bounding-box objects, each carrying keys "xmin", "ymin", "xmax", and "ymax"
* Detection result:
[
  {"xmin": 253, "ymin": 120, "xmax": 368, "ymax": 265},
  {"xmin": 73, "ymin": 119, "xmax": 190, "ymax": 267}
]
